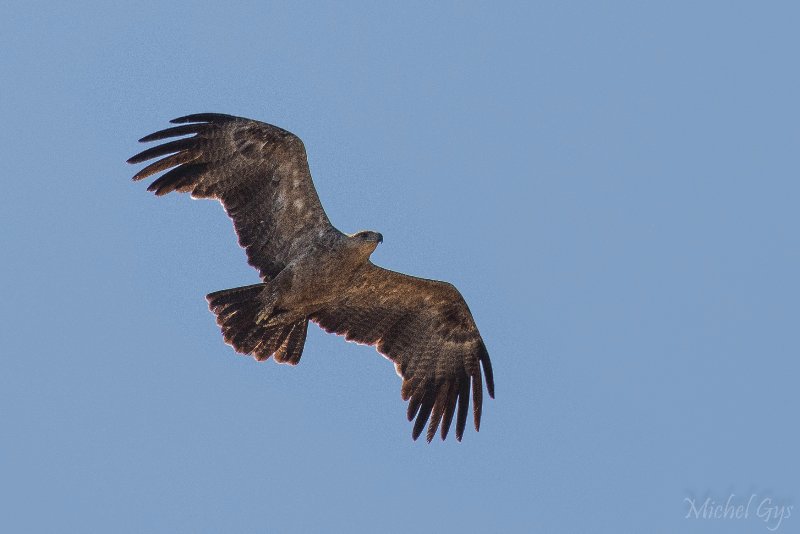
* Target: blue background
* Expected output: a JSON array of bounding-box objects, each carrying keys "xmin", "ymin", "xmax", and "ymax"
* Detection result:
[{"xmin": 2, "ymin": 2, "xmax": 797, "ymax": 532}]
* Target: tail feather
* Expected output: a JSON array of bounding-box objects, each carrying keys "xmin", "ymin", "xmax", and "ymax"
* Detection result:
[
  {"xmin": 275, "ymin": 321, "xmax": 308, "ymax": 364},
  {"xmin": 206, "ymin": 284, "xmax": 308, "ymax": 365}
]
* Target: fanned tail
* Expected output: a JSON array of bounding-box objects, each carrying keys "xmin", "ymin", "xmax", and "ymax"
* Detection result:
[{"xmin": 206, "ymin": 284, "xmax": 308, "ymax": 365}]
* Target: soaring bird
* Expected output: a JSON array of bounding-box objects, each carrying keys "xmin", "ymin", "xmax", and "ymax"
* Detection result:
[{"xmin": 128, "ymin": 113, "xmax": 494, "ymax": 441}]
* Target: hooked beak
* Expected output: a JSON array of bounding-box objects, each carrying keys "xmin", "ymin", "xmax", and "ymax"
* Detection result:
[{"xmin": 377, "ymin": 233, "xmax": 383, "ymax": 244}]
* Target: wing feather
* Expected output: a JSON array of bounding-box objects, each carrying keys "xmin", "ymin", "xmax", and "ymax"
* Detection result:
[
  {"xmin": 128, "ymin": 113, "xmax": 336, "ymax": 279},
  {"xmin": 311, "ymin": 263, "xmax": 494, "ymax": 442},
  {"xmin": 138, "ymin": 123, "xmax": 205, "ymax": 142}
]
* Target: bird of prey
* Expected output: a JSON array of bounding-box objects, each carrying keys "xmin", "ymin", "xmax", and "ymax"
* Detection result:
[{"xmin": 128, "ymin": 113, "xmax": 494, "ymax": 442}]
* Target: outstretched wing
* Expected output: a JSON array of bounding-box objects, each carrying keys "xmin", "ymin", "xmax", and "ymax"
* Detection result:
[
  {"xmin": 128, "ymin": 113, "xmax": 335, "ymax": 279},
  {"xmin": 311, "ymin": 264, "xmax": 494, "ymax": 442}
]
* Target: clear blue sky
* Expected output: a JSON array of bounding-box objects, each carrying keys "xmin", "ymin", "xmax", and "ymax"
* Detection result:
[{"xmin": 2, "ymin": 2, "xmax": 798, "ymax": 533}]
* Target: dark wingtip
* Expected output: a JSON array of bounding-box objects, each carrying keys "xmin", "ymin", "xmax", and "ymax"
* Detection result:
[
  {"xmin": 411, "ymin": 393, "xmax": 435, "ymax": 442},
  {"xmin": 138, "ymin": 123, "xmax": 205, "ymax": 143},
  {"xmin": 455, "ymin": 379, "xmax": 469, "ymax": 441},
  {"xmin": 479, "ymin": 341, "xmax": 495, "ymax": 399},
  {"xmin": 146, "ymin": 183, "xmax": 167, "ymax": 196},
  {"xmin": 406, "ymin": 393, "xmax": 421, "ymax": 422},
  {"xmin": 127, "ymin": 137, "xmax": 196, "ymax": 165},
  {"xmin": 170, "ymin": 113, "xmax": 238, "ymax": 124}
]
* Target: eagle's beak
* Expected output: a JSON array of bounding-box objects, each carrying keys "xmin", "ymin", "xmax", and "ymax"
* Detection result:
[{"xmin": 377, "ymin": 233, "xmax": 384, "ymax": 244}]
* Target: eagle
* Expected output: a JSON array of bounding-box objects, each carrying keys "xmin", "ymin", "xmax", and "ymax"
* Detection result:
[{"xmin": 128, "ymin": 113, "xmax": 494, "ymax": 442}]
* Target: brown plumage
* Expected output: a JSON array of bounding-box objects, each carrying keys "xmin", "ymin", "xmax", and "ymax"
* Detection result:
[{"xmin": 128, "ymin": 113, "xmax": 494, "ymax": 441}]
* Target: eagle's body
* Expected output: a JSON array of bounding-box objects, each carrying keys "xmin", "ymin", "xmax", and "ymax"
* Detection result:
[{"xmin": 128, "ymin": 113, "xmax": 494, "ymax": 441}]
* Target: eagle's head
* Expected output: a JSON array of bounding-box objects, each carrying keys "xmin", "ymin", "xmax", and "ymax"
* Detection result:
[{"xmin": 350, "ymin": 230, "xmax": 383, "ymax": 257}]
